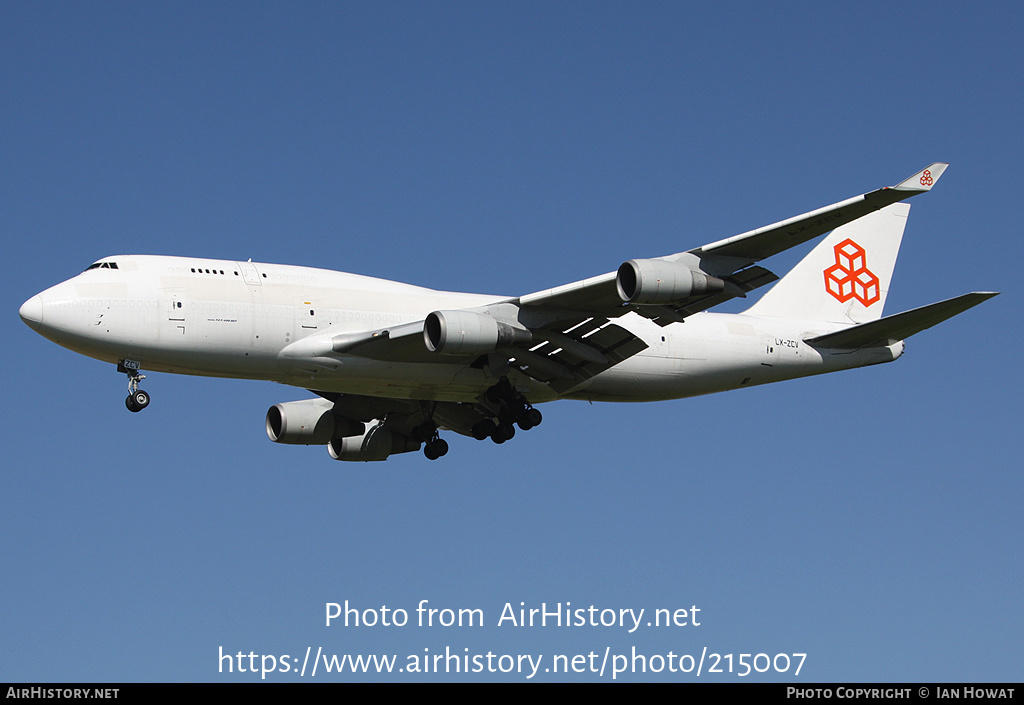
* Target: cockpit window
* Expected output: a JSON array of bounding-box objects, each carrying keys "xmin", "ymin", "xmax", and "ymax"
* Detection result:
[{"xmin": 84, "ymin": 261, "xmax": 118, "ymax": 271}]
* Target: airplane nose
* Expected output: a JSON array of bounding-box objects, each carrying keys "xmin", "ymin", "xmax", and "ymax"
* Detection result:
[{"xmin": 19, "ymin": 295, "xmax": 43, "ymax": 329}]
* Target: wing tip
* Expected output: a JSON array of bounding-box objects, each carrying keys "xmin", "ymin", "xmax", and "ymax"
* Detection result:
[{"xmin": 893, "ymin": 162, "xmax": 949, "ymax": 192}]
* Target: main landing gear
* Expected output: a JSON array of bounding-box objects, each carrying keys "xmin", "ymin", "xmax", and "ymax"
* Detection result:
[
  {"xmin": 412, "ymin": 421, "xmax": 449, "ymax": 461},
  {"xmin": 119, "ymin": 361, "xmax": 150, "ymax": 413},
  {"xmin": 470, "ymin": 378, "xmax": 543, "ymax": 445},
  {"xmin": 423, "ymin": 436, "xmax": 449, "ymax": 461}
]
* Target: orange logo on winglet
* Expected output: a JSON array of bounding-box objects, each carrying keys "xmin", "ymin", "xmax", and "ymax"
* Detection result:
[{"xmin": 824, "ymin": 239, "xmax": 880, "ymax": 306}]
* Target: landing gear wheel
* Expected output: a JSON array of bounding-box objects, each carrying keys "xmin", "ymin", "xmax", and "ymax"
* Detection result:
[
  {"xmin": 122, "ymin": 363, "xmax": 149, "ymax": 412},
  {"xmin": 423, "ymin": 437, "xmax": 449, "ymax": 460},
  {"xmin": 491, "ymin": 423, "xmax": 515, "ymax": 444},
  {"xmin": 126, "ymin": 390, "xmax": 149, "ymax": 412},
  {"xmin": 472, "ymin": 420, "xmax": 496, "ymax": 441},
  {"xmin": 515, "ymin": 406, "xmax": 542, "ymax": 431},
  {"xmin": 482, "ymin": 378, "xmax": 540, "ymax": 435}
]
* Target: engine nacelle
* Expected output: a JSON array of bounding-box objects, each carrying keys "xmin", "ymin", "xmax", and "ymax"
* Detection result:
[
  {"xmin": 328, "ymin": 421, "xmax": 420, "ymax": 462},
  {"xmin": 266, "ymin": 399, "xmax": 364, "ymax": 445},
  {"xmin": 616, "ymin": 259, "xmax": 725, "ymax": 305},
  {"xmin": 424, "ymin": 310, "xmax": 532, "ymax": 355}
]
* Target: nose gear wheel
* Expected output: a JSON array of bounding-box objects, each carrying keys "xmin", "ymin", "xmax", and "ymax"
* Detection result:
[{"xmin": 119, "ymin": 363, "xmax": 150, "ymax": 413}]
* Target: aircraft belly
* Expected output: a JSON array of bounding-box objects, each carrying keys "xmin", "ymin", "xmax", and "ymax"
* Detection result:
[
  {"xmin": 575, "ymin": 314, "xmax": 810, "ymax": 402},
  {"xmin": 272, "ymin": 358, "xmax": 492, "ymax": 401}
]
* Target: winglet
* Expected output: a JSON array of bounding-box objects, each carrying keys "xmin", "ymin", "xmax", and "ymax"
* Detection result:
[{"xmin": 893, "ymin": 162, "xmax": 949, "ymax": 192}]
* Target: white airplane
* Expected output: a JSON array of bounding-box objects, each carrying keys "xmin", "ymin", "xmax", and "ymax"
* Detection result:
[{"xmin": 19, "ymin": 164, "xmax": 996, "ymax": 461}]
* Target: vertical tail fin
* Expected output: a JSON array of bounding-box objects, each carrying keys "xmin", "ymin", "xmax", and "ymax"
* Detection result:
[{"xmin": 744, "ymin": 202, "xmax": 909, "ymax": 325}]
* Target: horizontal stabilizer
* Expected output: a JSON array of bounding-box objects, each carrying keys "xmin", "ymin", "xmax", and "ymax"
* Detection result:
[{"xmin": 804, "ymin": 292, "xmax": 997, "ymax": 349}]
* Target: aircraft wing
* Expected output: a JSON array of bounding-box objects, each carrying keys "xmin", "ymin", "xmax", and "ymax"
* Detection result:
[
  {"xmin": 295, "ymin": 164, "xmax": 950, "ymax": 394},
  {"xmin": 505, "ymin": 315, "xmax": 649, "ymax": 393},
  {"xmin": 517, "ymin": 163, "xmax": 947, "ymax": 321},
  {"xmin": 694, "ymin": 163, "xmax": 947, "ymax": 263},
  {"xmin": 292, "ymin": 312, "xmax": 649, "ymax": 394}
]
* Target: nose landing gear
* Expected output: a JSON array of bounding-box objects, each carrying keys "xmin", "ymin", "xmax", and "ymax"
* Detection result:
[{"xmin": 119, "ymin": 360, "xmax": 150, "ymax": 413}]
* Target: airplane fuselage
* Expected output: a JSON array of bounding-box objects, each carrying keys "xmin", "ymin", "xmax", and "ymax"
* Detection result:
[{"xmin": 22, "ymin": 254, "xmax": 901, "ymax": 405}]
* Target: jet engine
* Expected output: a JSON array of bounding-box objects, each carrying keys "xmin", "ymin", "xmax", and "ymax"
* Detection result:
[
  {"xmin": 424, "ymin": 310, "xmax": 532, "ymax": 355},
  {"xmin": 616, "ymin": 259, "xmax": 725, "ymax": 305},
  {"xmin": 328, "ymin": 421, "xmax": 420, "ymax": 461},
  {"xmin": 266, "ymin": 399, "xmax": 365, "ymax": 445}
]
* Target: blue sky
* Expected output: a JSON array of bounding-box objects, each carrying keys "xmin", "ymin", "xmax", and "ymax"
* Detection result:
[{"xmin": 2, "ymin": 1, "xmax": 1020, "ymax": 682}]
